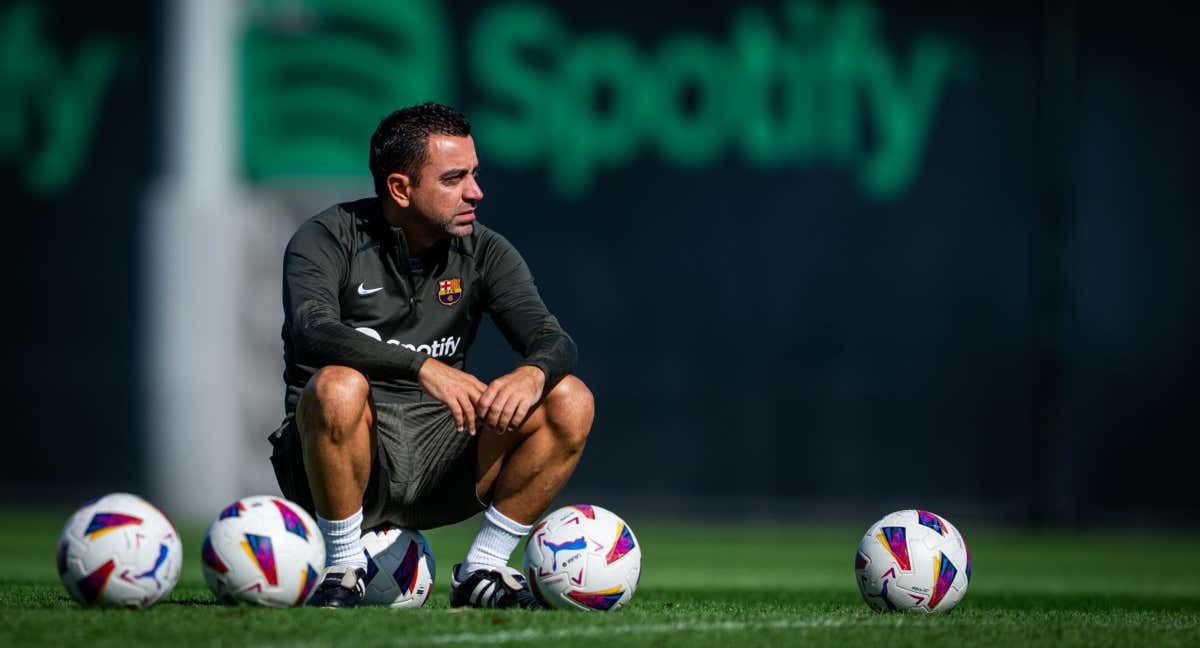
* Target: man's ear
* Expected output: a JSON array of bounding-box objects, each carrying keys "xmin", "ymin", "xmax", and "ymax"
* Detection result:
[{"xmin": 387, "ymin": 172, "xmax": 413, "ymax": 207}]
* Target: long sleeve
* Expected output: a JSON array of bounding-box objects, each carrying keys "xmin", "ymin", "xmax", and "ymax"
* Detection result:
[
  {"xmin": 479, "ymin": 231, "xmax": 578, "ymax": 388},
  {"xmin": 283, "ymin": 220, "xmax": 427, "ymax": 381}
]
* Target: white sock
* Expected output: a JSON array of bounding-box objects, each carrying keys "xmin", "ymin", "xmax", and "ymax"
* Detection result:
[
  {"xmin": 463, "ymin": 505, "xmax": 533, "ymax": 574},
  {"xmin": 316, "ymin": 509, "xmax": 367, "ymax": 571}
]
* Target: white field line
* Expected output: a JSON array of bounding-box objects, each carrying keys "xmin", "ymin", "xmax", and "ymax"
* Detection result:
[
  {"xmin": 255, "ymin": 619, "xmax": 879, "ymax": 648},
  {"xmin": 419, "ymin": 613, "xmax": 1200, "ymax": 645},
  {"xmin": 254, "ymin": 612, "xmax": 1198, "ymax": 648},
  {"xmin": 424, "ymin": 618, "xmax": 888, "ymax": 645}
]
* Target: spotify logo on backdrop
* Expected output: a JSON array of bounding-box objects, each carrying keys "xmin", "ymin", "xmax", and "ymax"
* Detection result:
[
  {"xmin": 242, "ymin": 0, "xmax": 972, "ymax": 201},
  {"xmin": 242, "ymin": 0, "xmax": 451, "ymax": 180},
  {"xmin": 0, "ymin": 3, "xmax": 121, "ymax": 194}
]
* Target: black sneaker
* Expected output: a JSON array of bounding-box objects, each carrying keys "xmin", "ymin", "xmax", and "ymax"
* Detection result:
[
  {"xmin": 450, "ymin": 564, "xmax": 545, "ymax": 609},
  {"xmin": 305, "ymin": 565, "xmax": 366, "ymax": 608}
]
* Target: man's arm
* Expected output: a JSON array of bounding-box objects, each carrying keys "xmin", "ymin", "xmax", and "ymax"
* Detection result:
[
  {"xmin": 284, "ymin": 219, "xmax": 489, "ymax": 432},
  {"xmin": 283, "ymin": 220, "xmax": 428, "ymax": 380},
  {"xmin": 474, "ymin": 231, "xmax": 579, "ymax": 431},
  {"xmin": 285, "ymin": 222, "xmax": 492, "ymax": 434}
]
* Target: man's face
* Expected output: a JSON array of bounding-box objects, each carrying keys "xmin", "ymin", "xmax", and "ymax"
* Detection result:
[{"xmin": 407, "ymin": 134, "xmax": 483, "ymax": 240}]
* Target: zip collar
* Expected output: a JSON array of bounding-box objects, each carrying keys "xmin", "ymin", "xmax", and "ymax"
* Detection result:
[{"xmin": 362, "ymin": 196, "xmax": 478, "ymax": 260}]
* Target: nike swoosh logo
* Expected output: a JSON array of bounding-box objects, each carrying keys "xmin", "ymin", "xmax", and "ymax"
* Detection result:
[{"xmin": 357, "ymin": 283, "xmax": 384, "ymax": 296}]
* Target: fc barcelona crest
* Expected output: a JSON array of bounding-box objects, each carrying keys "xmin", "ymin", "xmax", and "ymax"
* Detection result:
[{"xmin": 437, "ymin": 278, "xmax": 463, "ymax": 307}]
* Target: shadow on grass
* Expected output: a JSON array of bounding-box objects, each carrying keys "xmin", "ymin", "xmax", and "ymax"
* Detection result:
[
  {"xmin": 967, "ymin": 591, "xmax": 1200, "ymax": 613},
  {"xmin": 6, "ymin": 588, "xmax": 222, "ymax": 610},
  {"xmin": 635, "ymin": 588, "xmax": 1200, "ymax": 615},
  {"xmin": 159, "ymin": 596, "xmax": 223, "ymax": 607}
]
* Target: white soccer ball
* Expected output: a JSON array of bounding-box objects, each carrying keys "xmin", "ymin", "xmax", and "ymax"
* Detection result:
[
  {"xmin": 201, "ymin": 495, "xmax": 325, "ymax": 607},
  {"xmin": 854, "ymin": 509, "xmax": 972, "ymax": 613},
  {"xmin": 56, "ymin": 493, "xmax": 182, "ymax": 609},
  {"xmin": 523, "ymin": 504, "xmax": 641, "ymax": 611},
  {"xmin": 360, "ymin": 525, "xmax": 435, "ymax": 608}
]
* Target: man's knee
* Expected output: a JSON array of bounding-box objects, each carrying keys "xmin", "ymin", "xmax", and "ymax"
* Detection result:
[
  {"xmin": 298, "ymin": 366, "xmax": 370, "ymax": 443},
  {"xmin": 305, "ymin": 365, "xmax": 370, "ymax": 407},
  {"xmin": 544, "ymin": 375, "xmax": 594, "ymax": 451}
]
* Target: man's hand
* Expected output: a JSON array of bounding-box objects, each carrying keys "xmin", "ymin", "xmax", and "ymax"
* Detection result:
[
  {"xmin": 418, "ymin": 358, "xmax": 489, "ymax": 435},
  {"xmin": 477, "ymin": 365, "xmax": 546, "ymax": 433}
]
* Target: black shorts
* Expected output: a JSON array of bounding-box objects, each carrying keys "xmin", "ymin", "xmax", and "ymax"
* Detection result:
[{"xmin": 268, "ymin": 392, "xmax": 486, "ymax": 530}]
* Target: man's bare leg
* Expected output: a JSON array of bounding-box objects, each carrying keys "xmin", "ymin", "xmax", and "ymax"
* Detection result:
[
  {"xmin": 295, "ymin": 365, "xmax": 374, "ymax": 605},
  {"xmin": 476, "ymin": 375, "xmax": 595, "ymax": 524},
  {"xmin": 297, "ymin": 365, "xmax": 375, "ymax": 519},
  {"xmin": 456, "ymin": 375, "xmax": 594, "ymax": 589}
]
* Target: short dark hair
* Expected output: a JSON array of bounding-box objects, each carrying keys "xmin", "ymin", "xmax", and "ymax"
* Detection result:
[{"xmin": 369, "ymin": 102, "xmax": 472, "ymax": 198}]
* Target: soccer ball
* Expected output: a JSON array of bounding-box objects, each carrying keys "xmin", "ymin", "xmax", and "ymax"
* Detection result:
[
  {"xmin": 854, "ymin": 509, "xmax": 971, "ymax": 613},
  {"xmin": 523, "ymin": 504, "xmax": 641, "ymax": 611},
  {"xmin": 201, "ymin": 495, "xmax": 325, "ymax": 607},
  {"xmin": 56, "ymin": 493, "xmax": 182, "ymax": 609},
  {"xmin": 360, "ymin": 525, "xmax": 435, "ymax": 607}
]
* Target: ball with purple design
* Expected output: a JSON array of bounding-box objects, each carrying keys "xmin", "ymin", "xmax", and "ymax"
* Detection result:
[
  {"xmin": 359, "ymin": 525, "xmax": 435, "ymax": 608},
  {"xmin": 201, "ymin": 495, "xmax": 325, "ymax": 607},
  {"xmin": 56, "ymin": 492, "xmax": 183, "ymax": 609},
  {"xmin": 853, "ymin": 509, "xmax": 971, "ymax": 613},
  {"xmin": 523, "ymin": 504, "xmax": 642, "ymax": 611}
]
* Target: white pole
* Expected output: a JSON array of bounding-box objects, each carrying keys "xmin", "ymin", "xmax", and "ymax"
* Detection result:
[{"xmin": 143, "ymin": 0, "xmax": 243, "ymax": 520}]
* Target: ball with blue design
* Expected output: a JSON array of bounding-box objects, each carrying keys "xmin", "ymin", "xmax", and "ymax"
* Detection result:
[
  {"xmin": 201, "ymin": 495, "xmax": 325, "ymax": 607},
  {"xmin": 523, "ymin": 504, "xmax": 642, "ymax": 611},
  {"xmin": 360, "ymin": 525, "xmax": 435, "ymax": 607},
  {"xmin": 855, "ymin": 509, "xmax": 971, "ymax": 613},
  {"xmin": 56, "ymin": 492, "xmax": 183, "ymax": 609}
]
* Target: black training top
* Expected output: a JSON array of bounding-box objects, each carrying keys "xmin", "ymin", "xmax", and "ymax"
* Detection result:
[{"xmin": 281, "ymin": 197, "xmax": 577, "ymax": 409}]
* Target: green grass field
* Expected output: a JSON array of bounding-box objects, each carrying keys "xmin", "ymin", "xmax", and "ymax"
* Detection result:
[{"xmin": 3, "ymin": 510, "xmax": 1198, "ymax": 646}]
